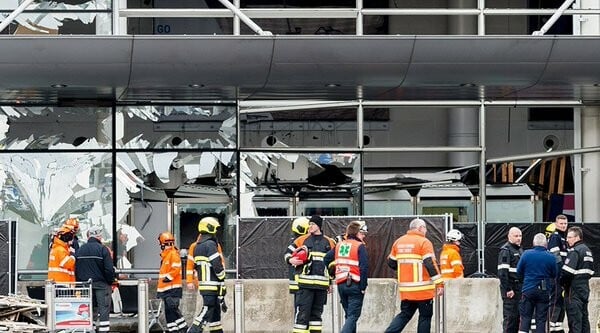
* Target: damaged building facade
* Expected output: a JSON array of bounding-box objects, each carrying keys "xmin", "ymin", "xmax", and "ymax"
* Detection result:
[{"xmin": 1, "ymin": 0, "xmax": 600, "ymax": 293}]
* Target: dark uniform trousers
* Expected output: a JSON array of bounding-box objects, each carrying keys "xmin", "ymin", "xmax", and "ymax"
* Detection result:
[
  {"xmin": 92, "ymin": 282, "xmax": 111, "ymax": 333},
  {"xmin": 519, "ymin": 287, "xmax": 550, "ymax": 333},
  {"xmin": 295, "ymin": 288, "xmax": 327, "ymax": 332},
  {"xmin": 501, "ymin": 287, "xmax": 521, "ymax": 333}
]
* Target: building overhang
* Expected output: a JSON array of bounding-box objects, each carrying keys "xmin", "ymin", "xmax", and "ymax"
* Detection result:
[{"xmin": 1, "ymin": 35, "xmax": 600, "ymax": 104}]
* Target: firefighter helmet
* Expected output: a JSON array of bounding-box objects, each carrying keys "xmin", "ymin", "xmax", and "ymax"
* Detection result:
[
  {"xmin": 446, "ymin": 229, "xmax": 463, "ymax": 242},
  {"xmin": 57, "ymin": 226, "xmax": 75, "ymax": 242},
  {"xmin": 291, "ymin": 217, "xmax": 310, "ymax": 236},
  {"xmin": 545, "ymin": 222, "xmax": 556, "ymax": 238},
  {"xmin": 198, "ymin": 217, "xmax": 220, "ymax": 234},
  {"xmin": 64, "ymin": 218, "xmax": 79, "ymax": 232},
  {"xmin": 158, "ymin": 231, "xmax": 175, "ymax": 245}
]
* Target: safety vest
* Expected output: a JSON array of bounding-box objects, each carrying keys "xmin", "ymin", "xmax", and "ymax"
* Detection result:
[
  {"xmin": 48, "ymin": 238, "xmax": 76, "ymax": 283},
  {"xmin": 333, "ymin": 238, "xmax": 362, "ymax": 284},
  {"xmin": 158, "ymin": 246, "xmax": 183, "ymax": 293},
  {"xmin": 389, "ymin": 229, "xmax": 443, "ymax": 301},
  {"xmin": 440, "ymin": 243, "xmax": 464, "ymax": 279}
]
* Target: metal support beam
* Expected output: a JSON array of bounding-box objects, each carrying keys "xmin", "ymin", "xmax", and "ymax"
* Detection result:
[
  {"xmin": 532, "ymin": 0, "xmax": 577, "ymax": 35},
  {"xmin": 216, "ymin": 0, "xmax": 272, "ymax": 36},
  {"xmin": 487, "ymin": 145, "xmax": 600, "ymax": 163},
  {"xmin": 478, "ymin": 101, "xmax": 486, "ymax": 274},
  {"xmin": 0, "ymin": 0, "xmax": 35, "ymax": 33}
]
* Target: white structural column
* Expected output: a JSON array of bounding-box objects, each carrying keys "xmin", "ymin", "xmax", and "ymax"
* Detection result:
[
  {"xmin": 448, "ymin": 0, "xmax": 479, "ymax": 167},
  {"xmin": 578, "ymin": 0, "xmax": 599, "ymax": 222},
  {"xmin": 581, "ymin": 109, "xmax": 600, "ymax": 222}
]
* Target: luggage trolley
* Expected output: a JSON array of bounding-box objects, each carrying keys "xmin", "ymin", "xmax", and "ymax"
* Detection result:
[{"xmin": 46, "ymin": 280, "xmax": 94, "ymax": 332}]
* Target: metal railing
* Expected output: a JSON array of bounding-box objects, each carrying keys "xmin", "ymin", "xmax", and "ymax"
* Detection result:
[{"xmin": 3, "ymin": 1, "xmax": 599, "ymax": 36}]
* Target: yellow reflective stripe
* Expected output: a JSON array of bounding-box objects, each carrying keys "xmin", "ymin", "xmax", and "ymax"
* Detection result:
[
  {"xmin": 48, "ymin": 267, "xmax": 75, "ymax": 275},
  {"xmin": 336, "ymin": 258, "xmax": 359, "ymax": 266},
  {"xmin": 398, "ymin": 284, "xmax": 436, "ymax": 292},
  {"xmin": 396, "ymin": 254, "xmax": 423, "ymax": 260},
  {"xmin": 157, "ymin": 283, "xmax": 182, "ymax": 292}
]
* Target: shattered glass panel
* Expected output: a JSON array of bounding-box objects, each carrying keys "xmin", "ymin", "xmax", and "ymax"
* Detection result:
[
  {"xmin": 0, "ymin": 0, "xmax": 112, "ymax": 35},
  {"xmin": 0, "ymin": 106, "xmax": 112, "ymax": 150},
  {"xmin": 240, "ymin": 107, "xmax": 357, "ymax": 148},
  {"xmin": 240, "ymin": 152, "xmax": 361, "ymax": 217},
  {"xmin": 0, "ymin": 152, "xmax": 113, "ymax": 273},
  {"xmin": 116, "ymin": 151, "xmax": 237, "ymax": 271},
  {"xmin": 117, "ymin": 106, "xmax": 236, "ymax": 149}
]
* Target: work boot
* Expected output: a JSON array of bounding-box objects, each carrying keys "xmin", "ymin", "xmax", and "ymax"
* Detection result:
[{"xmin": 186, "ymin": 324, "xmax": 202, "ymax": 333}]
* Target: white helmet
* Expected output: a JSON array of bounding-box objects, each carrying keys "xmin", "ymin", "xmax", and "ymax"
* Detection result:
[
  {"xmin": 357, "ymin": 220, "xmax": 368, "ymax": 234},
  {"xmin": 446, "ymin": 229, "xmax": 463, "ymax": 242}
]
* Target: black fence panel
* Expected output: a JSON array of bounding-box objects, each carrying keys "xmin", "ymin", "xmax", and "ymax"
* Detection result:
[{"xmin": 237, "ymin": 216, "xmax": 448, "ymax": 279}]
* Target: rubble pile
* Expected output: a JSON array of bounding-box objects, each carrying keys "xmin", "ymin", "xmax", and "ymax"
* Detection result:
[{"xmin": 0, "ymin": 295, "xmax": 47, "ymax": 332}]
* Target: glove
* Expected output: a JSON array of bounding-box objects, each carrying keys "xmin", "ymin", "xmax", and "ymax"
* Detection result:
[
  {"xmin": 162, "ymin": 277, "xmax": 172, "ymax": 283},
  {"xmin": 219, "ymin": 296, "xmax": 228, "ymax": 313}
]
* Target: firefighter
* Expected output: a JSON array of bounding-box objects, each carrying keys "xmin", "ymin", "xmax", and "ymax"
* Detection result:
[
  {"xmin": 324, "ymin": 221, "xmax": 369, "ymax": 333},
  {"xmin": 48, "ymin": 226, "xmax": 76, "ymax": 283},
  {"xmin": 547, "ymin": 215, "xmax": 569, "ymax": 333},
  {"xmin": 384, "ymin": 218, "xmax": 443, "ymax": 333},
  {"xmin": 285, "ymin": 217, "xmax": 310, "ymax": 295},
  {"xmin": 560, "ymin": 226, "xmax": 594, "ymax": 333},
  {"xmin": 188, "ymin": 217, "xmax": 227, "ymax": 333},
  {"xmin": 285, "ymin": 215, "xmax": 336, "ymax": 333},
  {"xmin": 186, "ymin": 234, "xmax": 202, "ymax": 290},
  {"xmin": 440, "ymin": 229, "xmax": 464, "ymax": 279},
  {"xmin": 497, "ymin": 227, "xmax": 523, "ymax": 333},
  {"xmin": 157, "ymin": 231, "xmax": 188, "ymax": 333}
]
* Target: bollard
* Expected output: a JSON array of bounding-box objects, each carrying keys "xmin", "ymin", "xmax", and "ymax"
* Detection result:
[
  {"xmin": 234, "ymin": 280, "xmax": 244, "ymax": 333},
  {"xmin": 434, "ymin": 285, "xmax": 442, "ymax": 333},
  {"xmin": 45, "ymin": 281, "xmax": 54, "ymax": 330},
  {"xmin": 331, "ymin": 284, "xmax": 341, "ymax": 333},
  {"xmin": 138, "ymin": 279, "xmax": 149, "ymax": 333}
]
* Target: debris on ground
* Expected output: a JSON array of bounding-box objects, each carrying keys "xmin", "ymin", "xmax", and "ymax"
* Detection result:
[{"xmin": 0, "ymin": 295, "xmax": 47, "ymax": 332}]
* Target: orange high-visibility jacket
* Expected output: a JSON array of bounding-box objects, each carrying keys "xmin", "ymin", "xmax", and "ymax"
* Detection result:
[
  {"xmin": 158, "ymin": 246, "xmax": 182, "ymax": 293},
  {"xmin": 48, "ymin": 238, "xmax": 76, "ymax": 282},
  {"xmin": 388, "ymin": 229, "xmax": 443, "ymax": 301},
  {"xmin": 186, "ymin": 241, "xmax": 198, "ymax": 286},
  {"xmin": 440, "ymin": 243, "xmax": 464, "ymax": 279}
]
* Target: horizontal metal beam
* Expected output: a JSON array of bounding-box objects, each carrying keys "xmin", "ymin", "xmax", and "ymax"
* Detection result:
[
  {"xmin": 240, "ymin": 146, "xmax": 482, "ymax": 153},
  {"xmin": 487, "ymin": 146, "xmax": 600, "ymax": 163},
  {"xmin": 118, "ymin": 7, "xmax": 600, "ymax": 18},
  {"xmin": 240, "ymin": 100, "xmax": 583, "ymax": 111}
]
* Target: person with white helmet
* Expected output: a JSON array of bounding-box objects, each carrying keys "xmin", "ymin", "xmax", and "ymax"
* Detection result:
[
  {"xmin": 439, "ymin": 229, "xmax": 464, "ymax": 279},
  {"xmin": 187, "ymin": 217, "xmax": 226, "ymax": 333}
]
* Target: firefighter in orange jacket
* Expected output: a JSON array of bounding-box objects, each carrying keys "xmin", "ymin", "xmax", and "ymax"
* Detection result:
[
  {"xmin": 285, "ymin": 215, "xmax": 336, "ymax": 333},
  {"xmin": 439, "ymin": 229, "xmax": 464, "ymax": 279},
  {"xmin": 385, "ymin": 218, "xmax": 443, "ymax": 333},
  {"xmin": 157, "ymin": 232, "xmax": 187, "ymax": 333},
  {"xmin": 48, "ymin": 226, "xmax": 76, "ymax": 283}
]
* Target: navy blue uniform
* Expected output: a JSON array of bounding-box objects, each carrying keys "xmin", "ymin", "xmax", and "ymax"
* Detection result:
[
  {"xmin": 75, "ymin": 237, "xmax": 115, "ymax": 333},
  {"xmin": 516, "ymin": 246, "xmax": 558, "ymax": 333}
]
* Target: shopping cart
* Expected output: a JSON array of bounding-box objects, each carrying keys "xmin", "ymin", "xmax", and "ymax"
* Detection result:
[{"xmin": 46, "ymin": 280, "xmax": 94, "ymax": 332}]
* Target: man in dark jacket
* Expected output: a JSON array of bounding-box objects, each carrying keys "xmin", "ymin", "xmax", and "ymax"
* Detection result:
[
  {"xmin": 324, "ymin": 221, "xmax": 368, "ymax": 333},
  {"xmin": 560, "ymin": 226, "xmax": 594, "ymax": 333},
  {"xmin": 516, "ymin": 233, "xmax": 558, "ymax": 333},
  {"xmin": 497, "ymin": 227, "xmax": 522, "ymax": 333},
  {"xmin": 75, "ymin": 226, "xmax": 115, "ymax": 333},
  {"xmin": 547, "ymin": 215, "xmax": 569, "ymax": 332}
]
